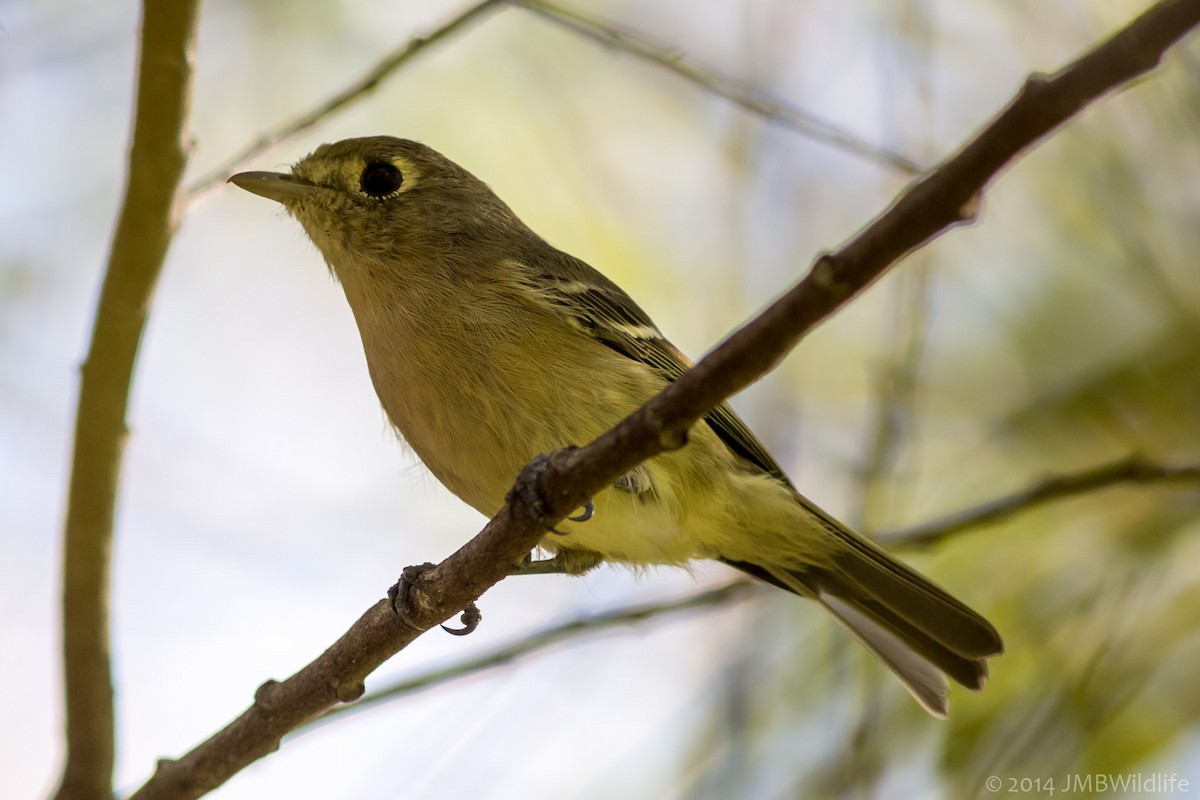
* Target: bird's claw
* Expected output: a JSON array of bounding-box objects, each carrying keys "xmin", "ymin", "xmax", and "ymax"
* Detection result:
[
  {"xmin": 550, "ymin": 498, "xmax": 595, "ymax": 535},
  {"xmin": 509, "ymin": 451, "xmax": 596, "ymax": 535},
  {"xmin": 568, "ymin": 498, "xmax": 594, "ymax": 522},
  {"xmin": 441, "ymin": 602, "xmax": 482, "ymax": 636},
  {"xmin": 389, "ymin": 563, "xmax": 434, "ymax": 632},
  {"xmin": 389, "ymin": 562, "xmax": 483, "ymax": 636}
]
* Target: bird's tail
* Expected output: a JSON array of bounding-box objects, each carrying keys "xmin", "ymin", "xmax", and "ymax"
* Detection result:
[{"xmin": 723, "ymin": 531, "xmax": 1003, "ymax": 717}]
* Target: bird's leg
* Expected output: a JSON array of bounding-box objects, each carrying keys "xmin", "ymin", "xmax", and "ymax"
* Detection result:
[
  {"xmin": 510, "ymin": 451, "xmax": 595, "ymax": 535},
  {"xmin": 548, "ymin": 466, "xmax": 650, "ymax": 534},
  {"xmin": 511, "ymin": 548, "xmax": 604, "ymax": 576},
  {"xmin": 614, "ymin": 466, "xmax": 654, "ymax": 496},
  {"xmin": 510, "ymin": 462, "xmax": 650, "ymax": 576}
]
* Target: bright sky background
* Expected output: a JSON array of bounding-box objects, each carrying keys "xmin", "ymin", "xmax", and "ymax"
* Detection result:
[{"xmin": 4, "ymin": 1, "xmax": 1199, "ymax": 798}]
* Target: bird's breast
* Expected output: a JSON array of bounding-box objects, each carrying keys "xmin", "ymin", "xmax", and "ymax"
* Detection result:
[{"xmin": 347, "ymin": 283, "xmax": 654, "ymax": 516}]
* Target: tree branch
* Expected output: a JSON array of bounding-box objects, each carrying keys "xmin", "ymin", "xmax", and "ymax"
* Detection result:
[
  {"xmin": 306, "ymin": 580, "xmax": 758, "ymax": 730},
  {"xmin": 878, "ymin": 456, "xmax": 1200, "ymax": 547},
  {"xmin": 513, "ymin": 0, "xmax": 923, "ymax": 174},
  {"xmin": 54, "ymin": 3, "xmax": 201, "ymax": 799},
  {"xmin": 128, "ymin": 1, "xmax": 1200, "ymax": 797},
  {"xmin": 183, "ymin": 0, "xmax": 506, "ymax": 204},
  {"xmin": 305, "ymin": 452, "xmax": 1198, "ymax": 731}
]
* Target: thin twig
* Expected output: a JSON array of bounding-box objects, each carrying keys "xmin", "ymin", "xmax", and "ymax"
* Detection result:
[
  {"xmin": 856, "ymin": 260, "xmax": 933, "ymax": 531},
  {"xmin": 54, "ymin": 3, "xmax": 200, "ymax": 799},
  {"xmin": 305, "ymin": 580, "xmax": 758, "ymax": 730},
  {"xmin": 879, "ymin": 456, "xmax": 1200, "ymax": 547},
  {"xmin": 182, "ymin": 0, "xmax": 506, "ymax": 204},
  {"xmin": 128, "ymin": 3, "xmax": 1200, "ymax": 797},
  {"xmin": 513, "ymin": 0, "xmax": 924, "ymax": 174},
  {"xmin": 854, "ymin": 14, "xmax": 939, "ymax": 532}
]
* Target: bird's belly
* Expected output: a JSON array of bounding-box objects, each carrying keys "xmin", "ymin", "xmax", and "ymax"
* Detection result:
[
  {"xmin": 544, "ymin": 480, "xmax": 697, "ymax": 565},
  {"xmin": 367, "ymin": 333, "xmax": 663, "ymax": 495},
  {"xmin": 357, "ymin": 316, "xmax": 738, "ymax": 567}
]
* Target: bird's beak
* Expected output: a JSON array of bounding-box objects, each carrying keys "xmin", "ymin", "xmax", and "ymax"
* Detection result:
[{"xmin": 228, "ymin": 171, "xmax": 317, "ymax": 203}]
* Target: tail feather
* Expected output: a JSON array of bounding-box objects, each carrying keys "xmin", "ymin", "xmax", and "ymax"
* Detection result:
[
  {"xmin": 813, "ymin": 569, "xmax": 991, "ymax": 690},
  {"xmin": 722, "ymin": 540, "xmax": 1003, "ymax": 717},
  {"xmin": 825, "ymin": 530, "xmax": 1002, "ymax": 659},
  {"xmin": 817, "ymin": 591, "xmax": 952, "ymax": 717}
]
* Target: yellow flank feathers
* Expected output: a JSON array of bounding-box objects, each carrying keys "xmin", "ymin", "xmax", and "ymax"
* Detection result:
[{"xmin": 229, "ymin": 136, "xmax": 1003, "ymax": 718}]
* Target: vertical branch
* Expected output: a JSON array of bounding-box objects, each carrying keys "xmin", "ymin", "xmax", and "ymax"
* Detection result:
[{"xmin": 54, "ymin": 2, "xmax": 201, "ymax": 798}]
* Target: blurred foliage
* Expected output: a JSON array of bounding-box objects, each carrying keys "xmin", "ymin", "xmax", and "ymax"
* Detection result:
[
  {"xmin": 669, "ymin": 2, "xmax": 1200, "ymax": 799},
  {"xmin": 5, "ymin": 0, "xmax": 1199, "ymax": 798}
]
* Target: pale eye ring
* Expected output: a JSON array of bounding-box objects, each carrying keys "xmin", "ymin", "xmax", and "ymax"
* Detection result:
[{"xmin": 360, "ymin": 161, "xmax": 403, "ymax": 199}]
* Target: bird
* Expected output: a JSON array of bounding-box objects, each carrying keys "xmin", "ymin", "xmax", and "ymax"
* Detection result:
[{"xmin": 229, "ymin": 136, "xmax": 1003, "ymax": 717}]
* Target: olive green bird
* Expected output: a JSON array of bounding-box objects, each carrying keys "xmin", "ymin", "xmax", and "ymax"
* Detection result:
[{"xmin": 230, "ymin": 137, "xmax": 1002, "ymax": 717}]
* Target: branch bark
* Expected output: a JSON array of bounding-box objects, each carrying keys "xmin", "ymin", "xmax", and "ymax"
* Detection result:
[
  {"xmin": 54, "ymin": 2, "xmax": 200, "ymax": 799},
  {"xmin": 306, "ymin": 454, "xmax": 1199, "ymax": 731},
  {"xmin": 127, "ymin": 1, "xmax": 1200, "ymax": 797},
  {"xmin": 309, "ymin": 580, "xmax": 758, "ymax": 730}
]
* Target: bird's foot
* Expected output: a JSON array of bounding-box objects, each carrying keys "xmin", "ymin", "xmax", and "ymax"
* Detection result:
[{"xmin": 388, "ymin": 562, "xmax": 483, "ymax": 636}]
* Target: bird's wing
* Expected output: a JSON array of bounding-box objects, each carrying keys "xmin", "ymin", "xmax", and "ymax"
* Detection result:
[{"xmin": 511, "ymin": 255, "xmax": 795, "ymax": 489}]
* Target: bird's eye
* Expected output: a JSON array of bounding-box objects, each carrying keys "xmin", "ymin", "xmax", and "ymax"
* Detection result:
[{"xmin": 359, "ymin": 161, "xmax": 404, "ymax": 199}]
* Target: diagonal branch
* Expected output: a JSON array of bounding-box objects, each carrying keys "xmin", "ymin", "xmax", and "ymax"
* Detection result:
[
  {"xmin": 54, "ymin": 2, "xmax": 201, "ymax": 799},
  {"xmin": 521, "ymin": 0, "xmax": 1200, "ymax": 528},
  {"xmin": 183, "ymin": 0, "xmax": 506, "ymax": 204},
  {"xmin": 306, "ymin": 580, "xmax": 758, "ymax": 730},
  {"xmin": 128, "ymin": 2, "xmax": 1200, "ymax": 797},
  {"xmin": 878, "ymin": 456, "xmax": 1200, "ymax": 547},
  {"xmin": 513, "ymin": 0, "xmax": 923, "ymax": 174},
  {"xmin": 304, "ymin": 456, "xmax": 1198, "ymax": 731}
]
